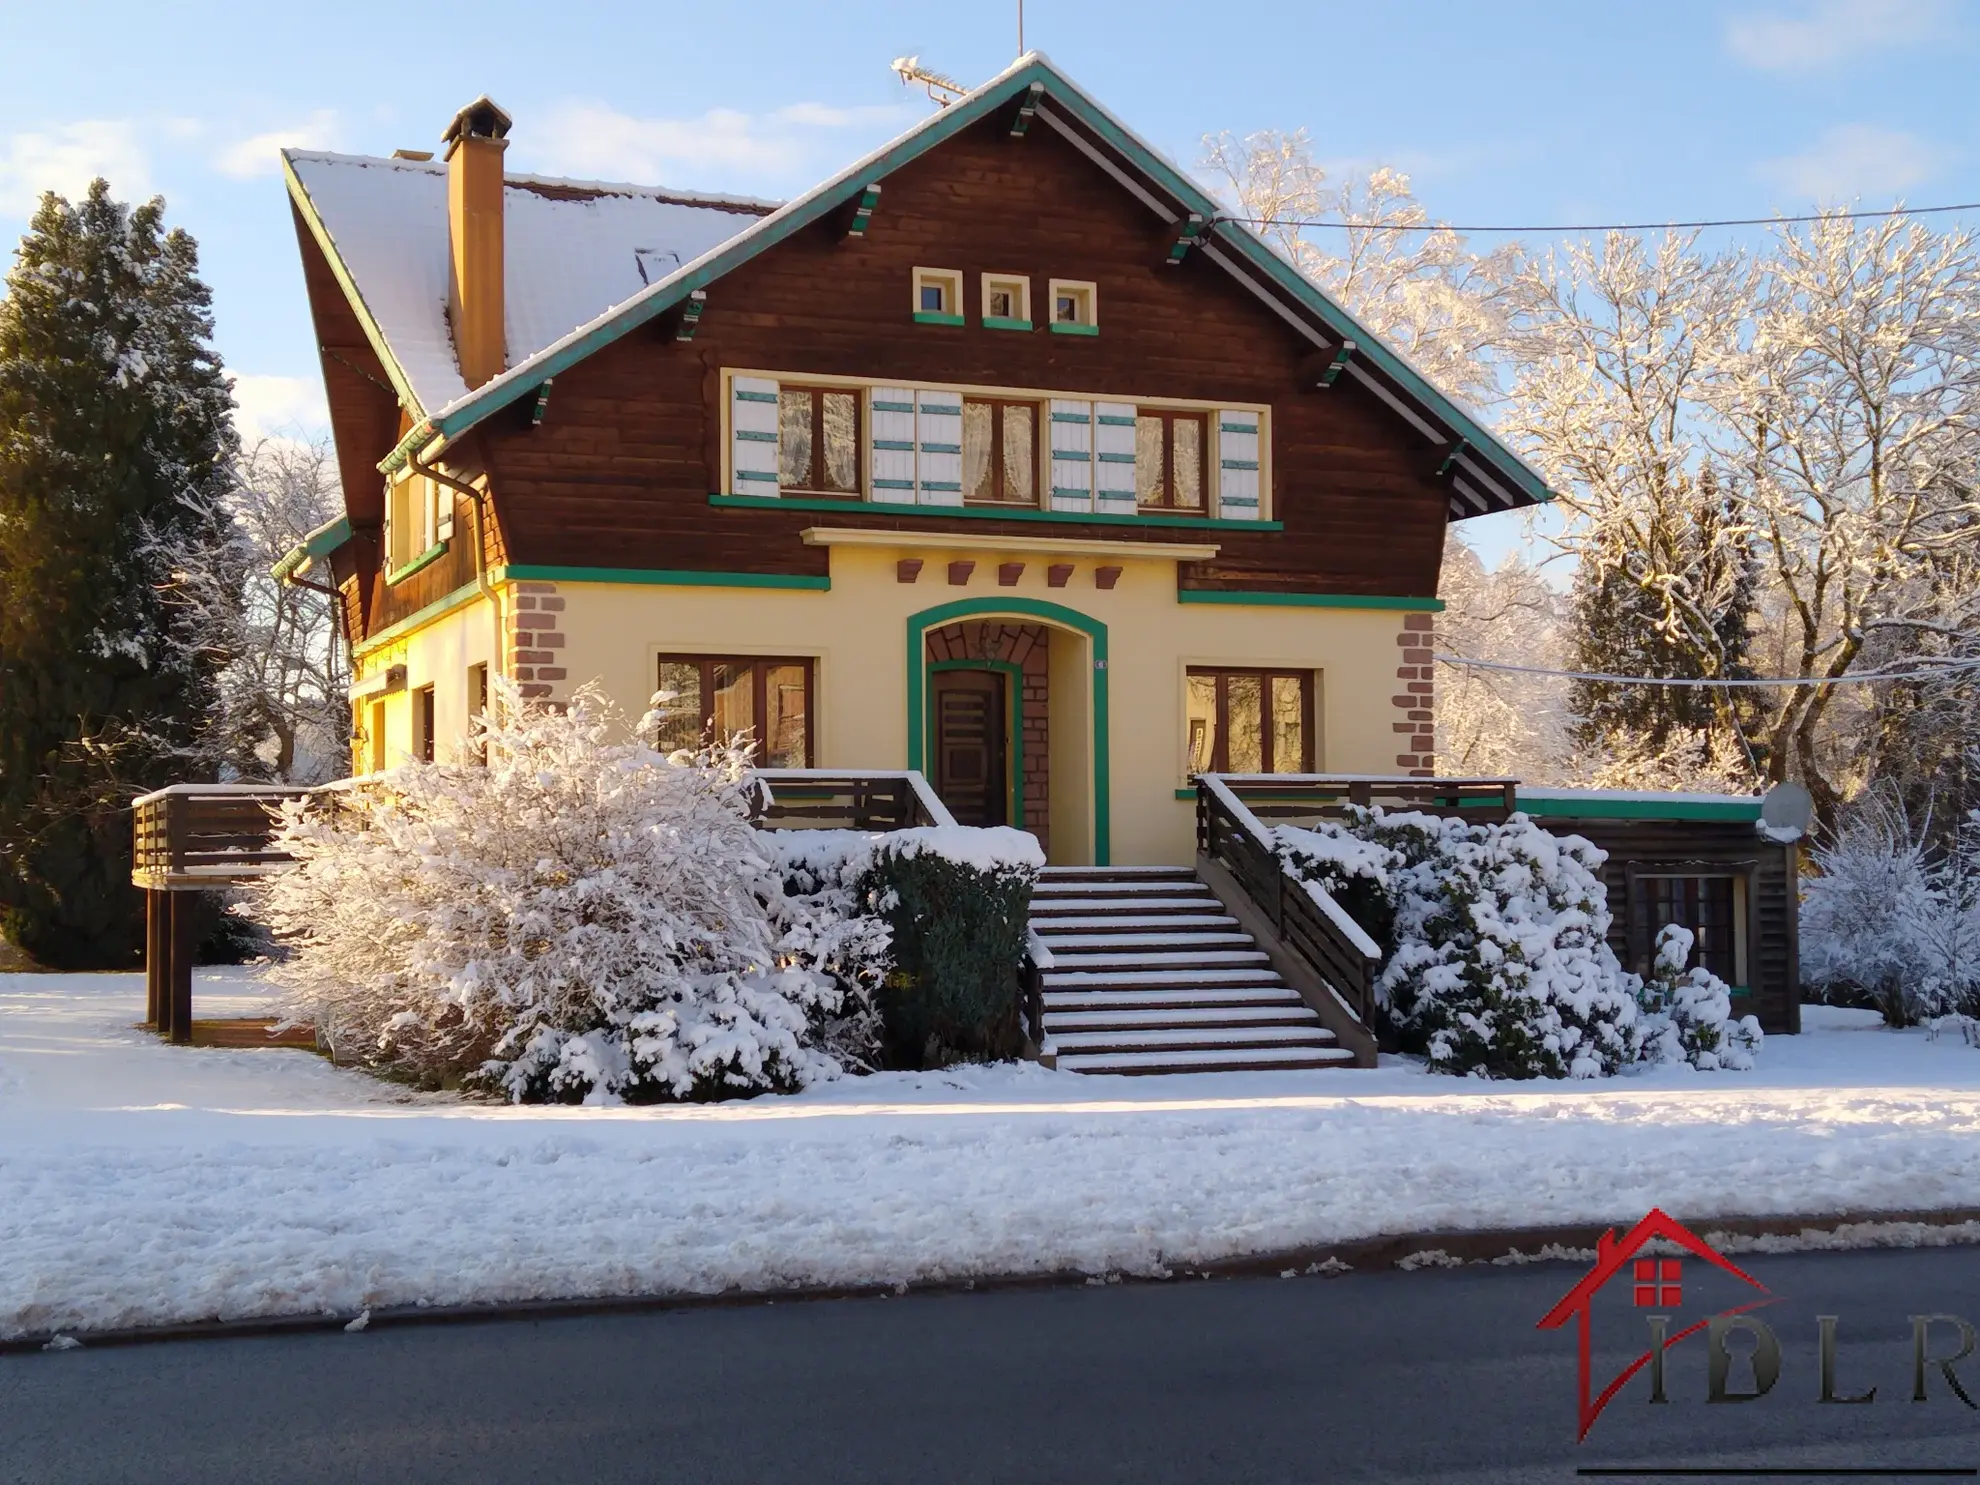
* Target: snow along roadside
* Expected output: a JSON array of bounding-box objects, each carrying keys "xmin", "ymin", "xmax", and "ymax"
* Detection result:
[{"xmin": 9, "ymin": 1207, "xmax": 1980, "ymax": 1354}]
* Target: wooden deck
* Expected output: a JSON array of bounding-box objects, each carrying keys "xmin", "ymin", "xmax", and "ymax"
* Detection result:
[{"xmin": 176, "ymin": 1018, "xmax": 320, "ymax": 1051}]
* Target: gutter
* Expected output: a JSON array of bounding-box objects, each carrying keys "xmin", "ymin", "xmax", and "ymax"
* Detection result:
[{"xmin": 408, "ymin": 441, "xmax": 506, "ymax": 691}]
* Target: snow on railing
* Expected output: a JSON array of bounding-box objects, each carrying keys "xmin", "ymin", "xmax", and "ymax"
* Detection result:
[
  {"xmin": 1289, "ymin": 872, "xmax": 1383, "ymax": 961},
  {"xmin": 1200, "ymin": 775, "xmax": 1382, "ymax": 960},
  {"xmin": 750, "ymin": 768, "xmax": 958, "ymax": 831}
]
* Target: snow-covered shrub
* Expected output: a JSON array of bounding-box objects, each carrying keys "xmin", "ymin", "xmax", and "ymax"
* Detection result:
[
  {"xmin": 1636, "ymin": 924, "xmax": 1762, "ymax": 1070},
  {"xmin": 1802, "ymin": 789, "xmax": 1980, "ymax": 1027},
  {"xmin": 256, "ymin": 680, "xmax": 874, "ymax": 1103},
  {"xmin": 764, "ymin": 825, "xmax": 1044, "ymax": 1068},
  {"xmin": 1282, "ymin": 808, "xmax": 1639, "ymax": 1079}
]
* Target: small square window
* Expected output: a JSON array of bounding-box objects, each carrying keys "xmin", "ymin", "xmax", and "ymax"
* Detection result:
[
  {"xmin": 981, "ymin": 273, "xmax": 1031, "ymax": 328},
  {"xmin": 1047, "ymin": 279, "xmax": 1097, "ymax": 335},
  {"xmin": 911, "ymin": 267, "xmax": 964, "ymax": 324}
]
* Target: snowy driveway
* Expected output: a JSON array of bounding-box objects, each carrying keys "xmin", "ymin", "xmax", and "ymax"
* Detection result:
[{"xmin": 5, "ymin": 970, "xmax": 1980, "ymax": 1340}]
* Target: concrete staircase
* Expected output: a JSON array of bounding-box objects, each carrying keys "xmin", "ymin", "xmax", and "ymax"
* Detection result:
[{"xmin": 1028, "ymin": 866, "xmax": 1355, "ymax": 1076}]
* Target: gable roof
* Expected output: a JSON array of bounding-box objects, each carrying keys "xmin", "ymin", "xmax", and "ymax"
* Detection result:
[{"xmin": 289, "ymin": 53, "xmax": 1548, "ymax": 517}]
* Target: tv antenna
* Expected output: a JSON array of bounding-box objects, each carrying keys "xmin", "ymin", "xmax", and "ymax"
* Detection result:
[{"xmin": 890, "ymin": 55, "xmax": 965, "ymax": 106}]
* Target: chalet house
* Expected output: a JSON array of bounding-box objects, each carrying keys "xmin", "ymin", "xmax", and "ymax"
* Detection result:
[
  {"xmin": 257, "ymin": 55, "xmax": 1799, "ymax": 1072},
  {"xmin": 280, "ymin": 54, "xmax": 1544, "ymax": 869}
]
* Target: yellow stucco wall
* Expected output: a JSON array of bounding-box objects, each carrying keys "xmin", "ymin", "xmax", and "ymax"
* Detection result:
[{"xmin": 351, "ymin": 542, "xmax": 1431, "ymax": 865}]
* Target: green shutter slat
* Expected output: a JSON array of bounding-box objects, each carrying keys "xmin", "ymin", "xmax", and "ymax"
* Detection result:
[
  {"xmin": 735, "ymin": 390, "xmax": 779, "ymax": 404},
  {"xmin": 874, "ymin": 478, "xmax": 917, "ymax": 490},
  {"xmin": 1096, "ymin": 451, "xmax": 1135, "ymax": 463},
  {"xmin": 1049, "ymin": 411, "xmax": 1091, "ymax": 424},
  {"xmin": 873, "ymin": 439, "xmax": 916, "ymax": 451},
  {"xmin": 872, "ymin": 400, "xmax": 915, "ymax": 413},
  {"xmin": 735, "ymin": 469, "xmax": 780, "ymax": 482},
  {"xmin": 1220, "ymin": 420, "xmax": 1258, "ymax": 433},
  {"xmin": 1096, "ymin": 414, "xmax": 1136, "ymax": 426},
  {"xmin": 735, "ymin": 429, "xmax": 777, "ymax": 443},
  {"xmin": 1221, "ymin": 459, "xmax": 1260, "ymax": 471},
  {"xmin": 920, "ymin": 442, "xmax": 961, "ymax": 454}
]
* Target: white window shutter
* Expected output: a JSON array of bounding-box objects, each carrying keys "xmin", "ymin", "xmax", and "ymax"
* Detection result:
[
  {"xmin": 915, "ymin": 390, "xmax": 963, "ymax": 506},
  {"xmin": 1093, "ymin": 402, "xmax": 1137, "ymax": 516},
  {"xmin": 1218, "ymin": 410, "xmax": 1262, "ymax": 519},
  {"xmin": 1049, "ymin": 400, "xmax": 1094, "ymax": 512},
  {"xmin": 731, "ymin": 376, "xmax": 780, "ymax": 496},
  {"xmin": 870, "ymin": 388, "xmax": 918, "ymax": 501}
]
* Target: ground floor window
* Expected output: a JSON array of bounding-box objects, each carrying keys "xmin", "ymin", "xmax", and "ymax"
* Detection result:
[
  {"xmin": 1185, "ymin": 668, "xmax": 1314, "ymax": 774},
  {"xmin": 1636, "ymin": 873, "xmax": 1745, "ymax": 985},
  {"xmin": 654, "ymin": 655, "xmax": 812, "ymax": 768}
]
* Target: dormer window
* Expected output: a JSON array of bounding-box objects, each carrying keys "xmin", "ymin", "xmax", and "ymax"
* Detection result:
[
  {"xmin": 1048, "ymin": 279, "xmax": 1097, "ymax": 335},
  {"xmin": 982, "ymin": 273, "xmax": 1031, "ymax": 329},
  {"xmin": 912, "ymin": 267, "xmax": 964, "ymax": 325}
]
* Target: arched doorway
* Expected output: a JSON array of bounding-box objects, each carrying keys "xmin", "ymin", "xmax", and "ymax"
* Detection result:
[{"xmin": 905, "ymin": 597, "xmax": 1110, "ymax": 866}]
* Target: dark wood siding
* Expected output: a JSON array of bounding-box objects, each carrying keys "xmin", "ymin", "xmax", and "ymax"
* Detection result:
[
  {"xmin": 475, "ymin": 114, "xmax": 1453, "ymax": 598},
  {"xmin": 1534, "ymin": 818, "xmax": 1801, "ymax": 1036}
]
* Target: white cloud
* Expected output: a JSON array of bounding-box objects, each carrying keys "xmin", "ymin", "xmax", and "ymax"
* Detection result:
[
  {"xmin": 215, "ymin": 112, "xmax": 339, "ymax": 178},
  {"xmin": 0, "ymin": 121, "xmax": 149, "ymax": 216},
  {"xmin": 528, "ymin": 99, "xmax": 920, "ymax": 188},
  {"xmin": 1726, "ymin": 0, "xmax": 1956, "ymax": 70},
  {"xmin": 230, "ymin": 373, "xmax": 329, "ymax": 442},
  {"xmin": 1757, "ymin": 123, "xmax": 1950, "ymax": 203}
]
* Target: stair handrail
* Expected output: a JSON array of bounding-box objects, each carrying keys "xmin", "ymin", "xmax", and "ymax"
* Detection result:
[
  {"xmin": 1195, "ymin": 774, "xmax": 1381, "ymax": 1024},
  {"xmin": 1017, "ymin": 926, "xmax": 1054, "ymax": 1052}
]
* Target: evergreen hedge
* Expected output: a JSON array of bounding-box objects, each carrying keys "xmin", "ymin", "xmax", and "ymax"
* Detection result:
[{"xmin": 858, "ymin": 846, "xmax": 1035, "ymax": 1069}]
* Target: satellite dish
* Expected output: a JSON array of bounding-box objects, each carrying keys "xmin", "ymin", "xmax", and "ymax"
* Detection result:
[{"xmin": 1760, "ymin": 781, "xmax": 1815, "ymax": 838}]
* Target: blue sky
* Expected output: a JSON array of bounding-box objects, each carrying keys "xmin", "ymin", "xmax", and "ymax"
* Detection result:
[{"xmin": 3, "ymin": 0, "xmax": 1974, "ymax": 560}]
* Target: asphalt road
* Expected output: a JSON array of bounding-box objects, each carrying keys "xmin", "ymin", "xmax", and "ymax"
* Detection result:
[{"xmin": 7, "ymin": 1246, "xmax": 1980, "ymax": 1484}]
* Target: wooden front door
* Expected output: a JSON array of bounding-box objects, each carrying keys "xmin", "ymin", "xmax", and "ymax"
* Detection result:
[{"xmin": 931, "ymin": 669, "xmax": 1008, "ymax": 827}]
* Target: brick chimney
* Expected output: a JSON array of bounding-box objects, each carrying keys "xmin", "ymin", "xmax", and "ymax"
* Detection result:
[{"xmin": 441, "ymin": 96, "xmax": 512, "ymax": 390}]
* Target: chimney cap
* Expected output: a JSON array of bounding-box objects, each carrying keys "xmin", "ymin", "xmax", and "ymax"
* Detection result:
[{"xmin": 442, "ymin": 96, "xmax": 513, "ymax": 146}]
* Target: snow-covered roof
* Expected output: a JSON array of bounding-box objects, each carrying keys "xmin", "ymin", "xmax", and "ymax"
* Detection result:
[{"xmin": 284, "ymin": 150, "xmax": 775, "ymax": 413}]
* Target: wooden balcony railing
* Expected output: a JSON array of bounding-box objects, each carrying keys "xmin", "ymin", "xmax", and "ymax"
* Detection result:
[
  {"xmin": 1210, "ymin": 773, "xmax": 1518, "ymax": 829},
  {"xmin": 1194, "ymin": 775, "xmax": 1383, "ymax": 1026},
  {"xmin": 750, "ymin": 769, "xmax": 957, "ymax": 831},
  {"xmin": 131, "ymin": 783, "xmax": 315, "ymax": 891}
]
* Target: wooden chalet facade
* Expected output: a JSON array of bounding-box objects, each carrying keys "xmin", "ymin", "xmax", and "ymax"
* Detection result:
[
  {"xmin": 282, "ymin": 56, "xmax": 1545, "ymax": 871},
  {"xmin": 276, "ymin": 55, "xmax": 1801, "ymax": 1037}
]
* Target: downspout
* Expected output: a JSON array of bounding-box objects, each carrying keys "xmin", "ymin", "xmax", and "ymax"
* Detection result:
[{"xmin": 409, "ymin": 445, "xmax": 505, "ymax": 693}]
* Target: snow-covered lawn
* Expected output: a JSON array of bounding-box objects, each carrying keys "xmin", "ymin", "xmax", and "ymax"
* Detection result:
[{"xmin": 6, "ymin": 968, "xmax": 1980, "ymax": 1341}]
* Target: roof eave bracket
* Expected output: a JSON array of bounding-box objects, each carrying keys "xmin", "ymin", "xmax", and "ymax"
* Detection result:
[
  {"xmin": 845, "ymin": 183, "xmax": 882, "ymax": 238},
  {"xmin": 1008, "ymin": 82, "xmax": 1045, "ymax": 137},
  {"xmin": 1166, "ymin": 213, "xmax": 1207, "ymax": 266},
  {"xmin": 673, "ymin": 289, "xmax": 707, "ymax": 342}
]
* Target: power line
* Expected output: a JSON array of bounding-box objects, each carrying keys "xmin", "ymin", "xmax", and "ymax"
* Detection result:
[
  {"xmin": 1437, "ymin": 653, "xmax": 1980, "ymax": 689},
  {"xmin": 1218, "ymin": 200, "xmax": 1980, "ymax": 236}
]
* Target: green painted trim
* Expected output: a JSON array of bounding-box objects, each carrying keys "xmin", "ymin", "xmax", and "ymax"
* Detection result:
[
  {"xmin": 272, "ymin": 514, "xmax": 352, "ymax": 582},
  {"xmin": 931, "ymin": 659, "xmax": 1026, "ymax": 825},
  {"xmin": 1049, "ymin": 321, "xmax": 1100, "ymax": 337},
  {"xmin": 1516, "ymin": 793, "xmax": 1764, "ymax": 823},
  {"xmin": 912, "ymin": 311, "xmax": 966, "ymax": 327},
  {"xmin": 378, "ymin": 419, "xmax": 438, "ymax": 478},
  {"xmin": 710, "ymin": 492, "xmax": 1280, "ymax": 533},
  {"xmin": 353, "ymin": 580, "xmax": 483, "ymax": 660},
  {"xmin": 491, "ymin": 564, "xmax": 831, "ymax": 591},
  {"xmin": 383, "ymin": 540, "xmax": 449, "ymax": 587},
  {"xmin": 906, "ymin": 596, "xmax": 1109, "ymax": 865},
  {"xmin": 282, "ymin": 154, "xmax": 425, "ymax": 419},
  {"xmin": 418, "ymin": 57, "xmax": 1548, "ymax": 509},
  {"xmin": 1177, "ymin": 588, "xmax": 1445, "ymax": 612},
  {"xmin": 982, "ymin": 316, "xmax": 1033, "ymax": 332}
]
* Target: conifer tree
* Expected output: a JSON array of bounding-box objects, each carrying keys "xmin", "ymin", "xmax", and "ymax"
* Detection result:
[
  {"xmin": 1567, "ymin": 470, "xmax": 1763, "ymax": 786},
  {"xmin": 0, "ymin": 181, "xmax": 238, "ymax": 967}
]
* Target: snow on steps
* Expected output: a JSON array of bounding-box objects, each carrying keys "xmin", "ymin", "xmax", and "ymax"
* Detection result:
[{"xmin": 1030, "ymin": 865, "xmax": 1345, "ymax": 1077}]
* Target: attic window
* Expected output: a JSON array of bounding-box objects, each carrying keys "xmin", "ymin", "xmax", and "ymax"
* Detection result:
[
  {"xmin": 912, "ymin": 267, "xmax": 964, "ymax": 326},
  {"xmin": 982, "ymin": 274, "xmax": 1031, "ymax": 330},
  {"xmin": 1049, "ymin": 280, "xmax": 1097, "ymax": 335}
]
